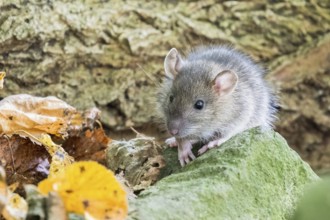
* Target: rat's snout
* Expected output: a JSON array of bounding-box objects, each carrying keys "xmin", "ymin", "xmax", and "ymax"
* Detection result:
[{"xmin": 168, "ymin": 119, "xmax": 182, "ymax": 136}]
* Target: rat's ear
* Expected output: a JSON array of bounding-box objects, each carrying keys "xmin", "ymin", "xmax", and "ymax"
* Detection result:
[
  {"xmin": 213, "ymin": 70, "xmax": 238, "ymax": 96},
  {"xmin": 164, "ymin": 48, "xmax": 184, "ymax": 79}
]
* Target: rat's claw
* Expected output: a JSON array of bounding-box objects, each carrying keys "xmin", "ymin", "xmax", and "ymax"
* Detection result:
[
  {"xmin": 198, "ymin": 138, "xmax": 225, "ymax": 155},
  {"xmin": 188, "ymin": 151, "xmax": 196, "ymax": 160},
  {"xmin": 178, "ymin": 140, "xmax": 196, "ymax": 166},
  {"xmin": 207, "ymin": 140, "xmax": 219, "ymax": 148},
  {"xmin": 198, "ymin": 145, "xmax": 209, "ymax": 155},
  {"xmin": 178, "ymin": 153, "xmax": 188, "ymax": 167},
  {"xmin": 165, "ymin": 137, "xmax": 178, "ymax": 147},
  {"xmin": 179, "ymin": 152, "xmax": 195, "ymax": 167},
  {"xmin": 198, "ymin": 140, "xmax": 217, "ymax": 155},
  {"xmin": 179, "ymin": 158, "xmax": 185, "ymax": 167}
]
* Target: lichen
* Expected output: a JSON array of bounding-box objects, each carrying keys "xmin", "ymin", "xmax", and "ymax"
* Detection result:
[
  {"xmin": 106, "ymin": 135, "xmax": 166, "ymax": 192},
  {"xmin": 129, "ymin": 128, "xmax": 319, "ymax": 220}
]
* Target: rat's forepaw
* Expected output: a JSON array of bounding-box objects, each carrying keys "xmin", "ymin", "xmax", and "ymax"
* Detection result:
[
  {"xmin": 198, "ymin": 139, "xmax": 222, "ymax": 155},
  {"xmin": 165, "ymin": 137, "xmax": 178, "ymax": 147},
  {"xmin": 178, "ymin": 148, "xmax": 196, "ymax": 167},
  {"xmin": 178, "ymin": 143, "xmax": 196, "ymax": 167},
  {"xmin": 198, "ymin": 145, "xmax": 208, "ymax": 155}
]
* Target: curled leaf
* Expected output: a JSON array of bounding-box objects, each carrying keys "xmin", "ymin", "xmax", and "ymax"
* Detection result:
[
  {"xmin": 0, "ymin": 94, "xmax": 82, "ymax": 139},
  {"xmin": 0, "ymin": 94, "xmax": 79, "ymax": 179},
  {"xmin": 38, "ymin": 161, "xmax": 128, "ymax": 220},
  {"xmin": 0, "ymin": 72, "xmax": 5, "ymax": 89},
  {"xmin": 13, "ymin": 131, "xmax": 74, "ymax": 178},
  {"xmin": 37, "ymin": 133, "xmax": 74, "ymax": 177}
]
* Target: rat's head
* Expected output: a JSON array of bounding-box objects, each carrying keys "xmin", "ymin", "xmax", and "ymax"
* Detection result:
[{"xmin": 159, "ymin": 48, "xmax": 238, "ymax": 139}]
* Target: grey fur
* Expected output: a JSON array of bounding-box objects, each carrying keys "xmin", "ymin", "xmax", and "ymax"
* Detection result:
[{"xmin": 157, "ymin": 46, "xmax": 278, "ymax": 165}]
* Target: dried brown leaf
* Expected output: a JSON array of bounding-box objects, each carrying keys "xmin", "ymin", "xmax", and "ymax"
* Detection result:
[{"xmin": 0, "ymin": 94, "xmax": 83, "ymax": 139}]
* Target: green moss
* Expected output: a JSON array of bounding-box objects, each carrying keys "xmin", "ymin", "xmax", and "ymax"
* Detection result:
[
  {"xmin": 129, "ymin": 128, "xmax": 318, "ymax": 220},
  {"xmin": 290, "ymin": 177, "xmax": 330, "ymax": 220}
]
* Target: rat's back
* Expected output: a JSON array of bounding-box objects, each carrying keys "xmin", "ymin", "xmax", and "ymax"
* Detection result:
[
  {"xmin": 185, "ymin": 45, "xmax": 277, "ymax": 130},
  {"xmin": 186, "ymin": 46, "xmax": 265, "ymax": 79},
  {"xmin": 183, "ymin": 46, "xmax": 277, "ymax": 130}
]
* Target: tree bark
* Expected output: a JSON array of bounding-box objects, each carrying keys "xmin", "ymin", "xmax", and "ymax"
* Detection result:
[{"xmin": 0, "ymin": 0, "xmax": 329, "ymax": 171}]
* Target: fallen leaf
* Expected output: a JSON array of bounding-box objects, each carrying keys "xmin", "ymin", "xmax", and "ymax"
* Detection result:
[
  {"xmin": 0, "ymin": 95, "xmax": 81, "ymax": 180},
  {"xmin": 7, "ymin": 182, "xmax": 19, "ymax": 193},
  {"xmin": 0, "ymin": 72, "xmax": 5, "ymax": 89},
  {"xmin": 2, "ymin": 192, "xmax": 28, "ymax": 220},
  {"xmin": 38, "ymin": 161, "xmax": 127, "ymax": 220},
  {"xmin": 7, "ymin": 131, "xmax": 74, "ymax": 178},
  {"xmin": 0, "ymin": 166, "xmax": 28, "ymax": 220},
  {"xmin": 0, "ymin": 136, "xmax": 50, "ymax": 193},
  {"xmin": 0, "ymin": 104, "xmax": 107, "ymax": 192},
  {"xmin": 0, "ymin": 166, "xmax": 7, "ymax": 213},
  {"xmin": 0, "ymin": 94, "xmax": 83, "ymax": 139},
  {"xmin": 83, "ymin": 107, "xmax": 101, "ymax": 130},
  {"xmin": 37, "ymin": 133, "xmax": 74, "ymax": 177},
  {"xmin": 63, "ymin": 128, "xmax": 110, "ymax": 165}
]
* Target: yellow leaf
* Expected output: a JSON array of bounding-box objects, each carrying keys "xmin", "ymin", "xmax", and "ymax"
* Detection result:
[
  {"xmin": 38, "ymin": 161, "xmax": 128, "ymax": 220},
  {"xmin": 0, "ymin": 72, "xmax": 5, "ymax": 89},
  {"xmin": 2, "ymin": 193, "xmax": 28, "ymax": 220},
  {"xmin": 0, "ymin": 166, "xmax": 27, "ymax": 220},
  {"xmin": 0, "ymin": 167, "xmax": 7, "ymax": 212},
  {"xmin": 7, "ymin": 183, "xmax": 19, "ymax": 193},
  {"xmin": 37, "ymin": 133, "xmax": 74, "ymax": 177}
]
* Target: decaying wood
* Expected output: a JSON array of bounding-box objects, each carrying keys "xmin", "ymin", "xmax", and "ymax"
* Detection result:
[{"xmin": 106, "ymin": 135, "xmax": 165, "ymax": 192}]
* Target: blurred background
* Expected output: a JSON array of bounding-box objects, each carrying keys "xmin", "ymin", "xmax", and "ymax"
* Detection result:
[{"xmin": 0, "ymin": 0, "xmax": 329, "ymax": 174}]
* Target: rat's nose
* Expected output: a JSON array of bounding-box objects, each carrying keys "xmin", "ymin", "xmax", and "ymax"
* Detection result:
[{"xmin": 168, "ymin": 119, "xmax": 182, "ymax": 136}]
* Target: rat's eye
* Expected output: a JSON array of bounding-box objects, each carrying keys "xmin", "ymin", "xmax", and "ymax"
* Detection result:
[
  {"xmin": 169, "ymin": 95, "xmax": 174, "ymax": 103},
  {"xmin": 194, "ymin": 100, "xmax": 204, "ymax": 110}
]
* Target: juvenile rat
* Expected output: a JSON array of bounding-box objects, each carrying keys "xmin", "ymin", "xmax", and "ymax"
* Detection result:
[{"xmin": 157, "ymin": 46, "xmax": 278, "ymax": 166}]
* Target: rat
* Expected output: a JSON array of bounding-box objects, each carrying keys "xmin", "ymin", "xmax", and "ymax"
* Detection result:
[{"xmin": 157, "ymin": 46, "xmax": 278, "ymax": 166}]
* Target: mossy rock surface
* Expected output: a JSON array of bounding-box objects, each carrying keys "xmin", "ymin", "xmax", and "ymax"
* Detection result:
[
  {"xmin": 290, "ymin": 177, "xmax": 330, "ymax": 220},
  {"xmin": 129, "ymin": 128, "xmax": 319, "ymax": 220}
]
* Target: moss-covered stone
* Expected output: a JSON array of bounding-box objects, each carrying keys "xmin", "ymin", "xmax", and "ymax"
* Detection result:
[
  {"xmin": 129, "ymin": 128, "xmax": 319, "ymax": 220},
  {"xmin": 290, "ymin": 177, "xmax": 330, "ymax": 220}
]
